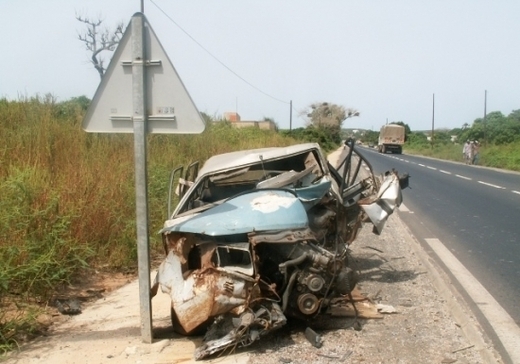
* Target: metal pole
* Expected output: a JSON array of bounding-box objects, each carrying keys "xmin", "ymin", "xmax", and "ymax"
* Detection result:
[
  {"xmin": 289, "ymin": 100, "xmax": 292, "ymax": 132},
  {"xmin": 141, "ymin": 0, "xmax": 144, "ymax": 13},
  {"xmin": 484, "ymin": 90, "xmax": 487, "ymax": 144},
  {"xmin": 131, "ymin": 14, "xmax": 153, "ymax": 343},
  {"xmin": 431, "ymin": 93, "xmax": 435, "ymax": 149}
]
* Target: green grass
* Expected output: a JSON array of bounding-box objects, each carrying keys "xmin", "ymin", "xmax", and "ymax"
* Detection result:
[
  {"xmin": 404, "ymin": 141, "xmax": 520, "ymax": 171},
  {"xmin": 0, "ymin": 304, "xmax": 45, "ymax": 355}
]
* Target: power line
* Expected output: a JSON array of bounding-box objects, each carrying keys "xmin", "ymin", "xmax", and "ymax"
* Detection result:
[{"xmin": 149, "ymin": 0, "xmax": 289, "ymax": 105}]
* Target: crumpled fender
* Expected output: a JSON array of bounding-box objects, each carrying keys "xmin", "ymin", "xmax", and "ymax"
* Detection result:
[
  {"xmin": 360, "ymin": 172, "xmax": 402, "ymax": 234},
  {"xmin": 154, "ymin": 250, "xmax": 254, "ymax": 333}
]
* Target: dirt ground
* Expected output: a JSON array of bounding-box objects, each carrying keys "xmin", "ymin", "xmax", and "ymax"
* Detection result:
[{"xmin": 1, "ymin": 148, "xmax": 504, "ymax": 363}]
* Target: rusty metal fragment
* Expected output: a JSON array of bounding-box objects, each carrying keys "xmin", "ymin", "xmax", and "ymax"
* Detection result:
[{"xmin": 304, "ymin": 327, "xmax": 323, "ymax": 348}]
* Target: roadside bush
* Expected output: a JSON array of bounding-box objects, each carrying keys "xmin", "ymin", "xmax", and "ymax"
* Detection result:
[
  {"xmin": 280, "ymin": 126, "xmax": 339, "ymax": 152},
  {"xmin": 0, "ymin": 167, "xmax": 93, "ymax": 300},
  {"xmin": 405, "ymin": 132, "xmax": 429, "ymax": 148},
  {"xmin": 480, "ymin": 141, "xmax": 520, "ymax": 171}
]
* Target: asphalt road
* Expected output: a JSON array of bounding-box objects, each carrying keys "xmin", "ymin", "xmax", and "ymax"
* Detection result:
[{"xmin": 354, "ymin": 145, "xmax": 520, "ymax": 362}]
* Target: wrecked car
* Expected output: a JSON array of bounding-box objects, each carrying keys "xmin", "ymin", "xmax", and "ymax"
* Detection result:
[{"xmin": 151, "ymin": 141, "xmax": 407, "ymax": 359}]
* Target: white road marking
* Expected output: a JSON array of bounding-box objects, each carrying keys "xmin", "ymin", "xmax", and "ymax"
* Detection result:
[
  {"xmin": 478, "ymin": 181, "xmax": 506, "ymax": 189},
  {"xmin": 398, "ymin": 203, "xmax": 410, "ymax": 212},
  {"xmin": 456, "ymin": 174, "xmax": 472, "ymax": 180},
  {"xmin": 425, "ymin": 238, "xmax": 520, "ymax": 363},
  {"xmin": 381, "ymin": 154, "xmax": 516, "ymax": 197}
]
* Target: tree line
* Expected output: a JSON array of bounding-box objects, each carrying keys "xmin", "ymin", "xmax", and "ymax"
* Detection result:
[{"xmin": 357, "ymin": 109, "xmax": 520, "ymax": 148}]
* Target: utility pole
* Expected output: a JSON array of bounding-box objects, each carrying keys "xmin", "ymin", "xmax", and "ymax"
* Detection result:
[
  {"xmin": 431, "ymin": 93, "xmax": 435, "ymax": 150},
  {"xmin": 484, "ymin": 90, "xmax": 487, "ymax": 144},
  {"xmin": 290, "ymin": 100, "xmax": 292, "ymax": 132}
]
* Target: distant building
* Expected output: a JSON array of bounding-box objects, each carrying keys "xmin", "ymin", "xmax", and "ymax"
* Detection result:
[
  {"xmin": 222, "ymin": 112, "xmax": 276, "ymax": 131},
  {"xmin": 223, "ymin": 112, "xmax": 241, "ymax": 122}
]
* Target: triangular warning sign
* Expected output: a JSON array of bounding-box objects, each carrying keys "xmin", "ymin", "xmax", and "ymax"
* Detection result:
[{"xmin": 82, "ymin": 12, "xmax": 205, "ymax": 134}]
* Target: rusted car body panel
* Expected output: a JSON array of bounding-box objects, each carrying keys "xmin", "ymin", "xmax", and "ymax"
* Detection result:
[{"xmin": 152, "ymin": 141, "xmax": 407, "ymax": 359}]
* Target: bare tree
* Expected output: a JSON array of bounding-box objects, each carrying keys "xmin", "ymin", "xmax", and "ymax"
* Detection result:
[
  {"xmin": 305, "ymin": 102, "xmax": 359, "ymax": 128},
  {"xmin": 76, "ymin": 14, "xmax": 124, "ymax": 79}
]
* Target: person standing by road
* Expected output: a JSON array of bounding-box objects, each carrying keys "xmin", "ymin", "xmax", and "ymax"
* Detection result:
[
  {"xmin": 472, "ymin": 140, "xmax": 481, "ymax": 165},
  {"xmin": 468, "ymin": 141, "xmax": 475, "ymax": 165},
  {"xmin": 463, "ymin": 140, "xmax": 471, "ymax": 164}
]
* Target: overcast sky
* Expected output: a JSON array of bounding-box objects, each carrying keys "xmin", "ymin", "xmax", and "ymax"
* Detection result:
[{"xmin": 1, "ymin": 1, "xmax": 519, "ymax": 131}]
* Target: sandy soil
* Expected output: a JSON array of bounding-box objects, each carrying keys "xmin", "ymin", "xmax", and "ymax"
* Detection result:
[{"xmin": 3, "ymin": 268, "xmax": 248, "ymax": 364}]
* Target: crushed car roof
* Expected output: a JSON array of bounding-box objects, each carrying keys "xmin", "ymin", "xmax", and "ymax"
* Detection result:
[{"xmin": 197, "ymin": 142, "xmax": 326, "ymax": 177}]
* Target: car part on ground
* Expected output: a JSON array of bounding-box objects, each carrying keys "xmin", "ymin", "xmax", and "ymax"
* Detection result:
[{"xmin": 151, "ymin": 141, "xmax": 408, "ymax": 360}]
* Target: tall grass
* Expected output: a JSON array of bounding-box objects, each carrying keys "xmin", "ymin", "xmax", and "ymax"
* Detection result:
[
  {"xmin": 479, "ymin": 142, "xmax": 520, "ymax": 171},
  {"xmin": 404, "ymin": 143, "xmax": 463, "ymax": 162},
  {"xmin": 0, "ymin": 96, "xmax": 298, "ymax": 351}
]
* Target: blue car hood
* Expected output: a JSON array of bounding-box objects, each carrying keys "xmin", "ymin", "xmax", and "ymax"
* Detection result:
[{"xmin": 162, "ymin": 190, "xmax": 309, "ymax": 236}]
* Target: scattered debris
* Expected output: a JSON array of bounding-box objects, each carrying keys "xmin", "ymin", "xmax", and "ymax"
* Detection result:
[
  {"xmin": 452, "ymin": 344, "xmax": 475, "ymax": 354},
  {"xmin": 304, "ymin": 327, "xmax": 323, "ymax": 348},
  {"xmin": 353, "ymin": 321, "xmax": 363, "ymax": 331},
  {"xmin": 365, "ymin": 246, "xmax": 384, "ymax": 253},
  {"xmin": 317, "ymin": 353, "xmax": 339, "ymax": 359},
  {"xmin": 376, "ymin": 303, "xmax": 398, "ymax": 314},
  {"xmin": 54, "ymin": 298, "xmax": 82, "ymax": 315},
  {"xmin": 341, "ymin": 350, "xmax": 354, "ymax": 360}
]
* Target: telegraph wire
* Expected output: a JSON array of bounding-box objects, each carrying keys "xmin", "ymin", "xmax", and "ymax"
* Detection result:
[{"xmin": 149, "ymin": 0, "xmax": 290, "ymax": 105}]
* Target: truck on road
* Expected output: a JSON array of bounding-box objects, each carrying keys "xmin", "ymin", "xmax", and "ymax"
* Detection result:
[{"xmin": 378, "ymin": 124, "xmax": 405, "ymax": 154}]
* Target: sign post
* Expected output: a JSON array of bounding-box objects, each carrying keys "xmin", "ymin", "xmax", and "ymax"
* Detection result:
[{"xmin": 83, "ymin": 12, "xmax": 205, "ymax": 343}]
